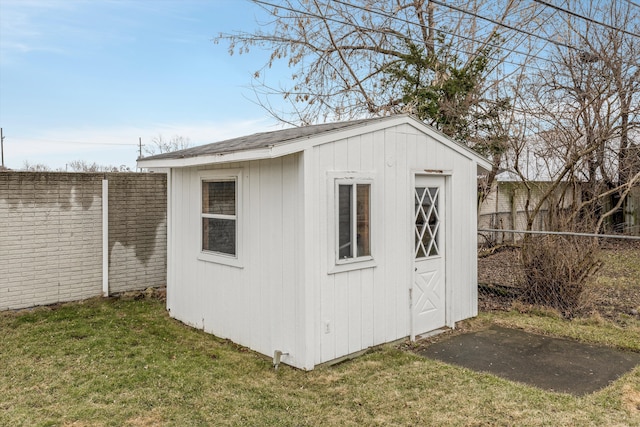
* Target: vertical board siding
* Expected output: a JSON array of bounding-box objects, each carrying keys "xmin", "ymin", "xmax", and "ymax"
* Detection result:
[
  {"xmin": 261, "ymin": 158, "xmax": 284, "ymax": 355},
  {"xmin": 318, "ymin": 142, "xmax": 336, "ymax": 362},
  {"xmin": 359, "ymin": 136, "xmax": 376, "ymax": 350},
  {"xmin": 371, "ymin": 130, "xmax": 388, "ymax": 347},
  {"xmin": 166, "ymin": 121, "xmax": 480, "ymax": 369},
  {"xmin": 332, "ymin": 139, "xmax": 350, "ymax": 359},
  {"xmin": 382, "ymin": 128, "xmax": 400, "ymax": 343},
  {"xmin": 305, "ymin": 148, "xmax": 323, "ymax": 368},
  {"xmin": 246, "ymin": 161, "xmax": 261, "ymax": 350},
  {"xmin": 394, "ymin": 126, "xmax": 410, "ymax": 339},
  {"xmin": 468, "ymin": 167, "xmax": 479, "ymax": 317},
  {"xmin": 281, "ymin": 154, "xmax": 299, "ymax": 357},
  {"xmin": 166, "ymin": 169, "xmax": 178, "ymax": 314},
  {"xmin": 300, "ymin": 149, "xmax": 316, "ymax": 369},
  {"xmin": 315, "ymin": 123, "xmax": 478, "ymax": 364},
  {"xmin": 347, "ymin": 270, "xmax": 362, "ymax": 354},
  {"xmin": 169, "ymin": 155, "xmax": 306, "ymax": 368}
]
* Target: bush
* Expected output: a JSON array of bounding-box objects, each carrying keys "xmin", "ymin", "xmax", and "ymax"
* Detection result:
[{"xmin": 520, "ymin": 233, "xmax": 601, "ymax": 316}]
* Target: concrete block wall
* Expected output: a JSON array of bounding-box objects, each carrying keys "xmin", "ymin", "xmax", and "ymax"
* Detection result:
[
  {"xmin": 107, "ymin": 173, "xmax": 167, "ymax": 293},
  {"xmin": 0, "ymin": 172, "xmax": 167, "ymax": 311},
  {"xmin": 0, "ymin": 173, "xmax": 103, "ymax": 309}
]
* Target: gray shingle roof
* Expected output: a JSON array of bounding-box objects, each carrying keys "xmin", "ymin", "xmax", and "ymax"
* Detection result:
[{"xmin": 139, "ymin": 116, "xmax": 393, "ymax": 161}]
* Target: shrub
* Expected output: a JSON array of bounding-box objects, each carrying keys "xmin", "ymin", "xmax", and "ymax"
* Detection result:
[{"xmin": 520, "ymin": 233, "xmax": 601, "ymax": 317}]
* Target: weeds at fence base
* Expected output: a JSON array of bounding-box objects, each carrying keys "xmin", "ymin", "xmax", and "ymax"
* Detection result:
[
  {"xmin": 509, "ymin": 301, "xmax": 564, "ymax": 319},
  {"xmin": 116, "ymin": 286, "xmax": 167, "ymax": 301}
]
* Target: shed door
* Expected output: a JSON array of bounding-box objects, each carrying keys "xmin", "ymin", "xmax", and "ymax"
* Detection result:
[{"xmin": 412, "ymin": 176, "xmax": 446, "ymax": 337}]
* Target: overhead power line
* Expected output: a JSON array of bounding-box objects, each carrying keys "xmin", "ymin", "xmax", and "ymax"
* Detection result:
[
  {"xmin": 426, "ymin": 0, "xmax": 578, "ymax": 51},
  {"xmin": 252, "ymin": 0, "xmax": 633, "ymax": 79},
  {"xmin": 533, "ymin": 0, "xmax": 640, "ymax": 39},
  {"xmin": 251, "ymin": 0, "xmax": 560, "ymax": 74},
  {"xmin": 623, "ymin": 0, "xmax": 640, "ymax": 9},
  {"xmin": 11, "ymin": 137, "xmax": 137, "ymax": 146},
  {"xmin": 331, "ymin": 0, "xmax": 557, "ymax": 65}
]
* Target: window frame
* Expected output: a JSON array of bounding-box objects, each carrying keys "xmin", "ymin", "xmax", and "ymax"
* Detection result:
[
  {"xmin": 329, "ymin": 172, "xmax": 376, "ymax": 274},
  {"xmin": 198, "ymin": 169, "xmax": 243, "ymax": 268}
]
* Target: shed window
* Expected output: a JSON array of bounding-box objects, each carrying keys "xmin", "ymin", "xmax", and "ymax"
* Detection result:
[
  {"xmin": 337, "ymin": 183, "xmax": 371, "ymax": 260},
  {"xmin": 202, "ymin": 179, "xmax": 237, "ymax": 256}
]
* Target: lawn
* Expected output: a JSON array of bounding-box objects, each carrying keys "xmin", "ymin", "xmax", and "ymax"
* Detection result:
[{"xmin": 1, "ymin": 294, "xmax": 639, "ymax": 426}]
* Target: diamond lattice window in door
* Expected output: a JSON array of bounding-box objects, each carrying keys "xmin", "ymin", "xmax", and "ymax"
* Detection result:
[{"xmin": 414, "ymin": 187, "xmax": 440, "ymax": 258}]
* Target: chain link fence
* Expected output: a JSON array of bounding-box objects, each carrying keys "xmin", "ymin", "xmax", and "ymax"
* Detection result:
[{"xmin": 478, "ymin": 229, "xmax": 640, "ymax": 326}]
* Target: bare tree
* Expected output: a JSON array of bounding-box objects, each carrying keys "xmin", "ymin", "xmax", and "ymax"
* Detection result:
[
  {"xmin": 218, "ymin": 0, "xmax": 639, "ymax": 229},
  {"xmin": 217, "ymin": 0, "xmax": 551, "ymax": 198},
  {"xmin": 21, "ymin": 160, "xmax": 131, "ymax": 172},
  {"xmin": 143, "ymin": 135, "xmax": 191, "ymax": 156},
  {"xmin": 510, "ymin": 0, "xmax": 640, "ymax": 233},
  {"xmin": 22, "ymin": 161, "xmax": 51, "ymax": 171},
  {"xmin": 66, "ymin": 160, "xmax": 131, "ymax": 172},
  {"xmin": 218, "ymin": 1, "xmax": 541, "ymax": 123}
]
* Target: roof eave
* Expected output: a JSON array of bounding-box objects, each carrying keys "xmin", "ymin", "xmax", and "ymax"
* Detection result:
[
  {"xmin": 137, "ymin": 115, "xmax": 494, "ymax": 172},
  {"xmin": 474, "ymin": 155, "xmax": 494, "ymax": 173},
  {"xmin": 137, "ymin": 119, "xmax": 392, "ymax": 168},
  {"xmin": 137, "ymin": 147, "xmax": 276, "ymax": 168}
]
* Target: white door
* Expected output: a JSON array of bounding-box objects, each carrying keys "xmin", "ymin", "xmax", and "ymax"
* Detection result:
[{"xmin": 412, "ymin": 175, "xmax": 446, "ymax": 338}]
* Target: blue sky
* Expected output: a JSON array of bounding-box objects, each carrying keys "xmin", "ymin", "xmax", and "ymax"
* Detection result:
[{"xmin": 0, "ymin": 0, "xmax": 287, "ymax": 170}]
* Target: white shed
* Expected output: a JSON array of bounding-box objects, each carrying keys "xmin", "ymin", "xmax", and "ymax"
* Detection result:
[{"xmin": 138, "ymin": 114, "xmax": 492, "ymax": 370}]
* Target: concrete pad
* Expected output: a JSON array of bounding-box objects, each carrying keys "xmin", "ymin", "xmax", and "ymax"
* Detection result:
[{"xmin": 418, "ymin": 325, "xmax": 640, "ymax": 395}]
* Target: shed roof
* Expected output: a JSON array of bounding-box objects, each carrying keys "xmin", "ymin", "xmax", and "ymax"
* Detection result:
[{"xmin": 137, "ymin": 114, "xmax": 492, "ymax": 171}]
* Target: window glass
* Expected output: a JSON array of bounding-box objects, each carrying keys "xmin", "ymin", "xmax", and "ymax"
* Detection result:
[
  {"xmin": 356, "ymin": 184, "xmax": 371, "ymax": 256},
  {"xmin": 202, "ymin": 178, "xmax": 237, "ymax": 257},
  {"xmin": 202, "ymin": 181, "xmax": 235, "ymax": 215},
  {"xmin": 337, "ymin": 182, "xmax": 371, "ymax": 261},
  {"xmin": 427, "ymin": 187, "xmax": 439, "ymax": 256},
  {"xmin": 202, "ymin": 218, "xmax": 236, "ymax": 255},
  {"xmin": 338, "ymin": 184, "xmax": 353, "ymax": 259}
]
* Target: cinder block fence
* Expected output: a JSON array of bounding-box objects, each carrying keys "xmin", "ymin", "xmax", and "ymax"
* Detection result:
[{"xmin": 0, "ymin": 172, "xmax": 167, "ymax": 310}]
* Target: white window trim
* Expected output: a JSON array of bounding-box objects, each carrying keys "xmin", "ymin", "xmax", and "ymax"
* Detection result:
[
  {"xmin": 197, "ymin": 169, "xmax": 244, "ymax": 268},
  {"xmin": 327, "ymin": 171, "xmax": 376, "ymax": 274}
]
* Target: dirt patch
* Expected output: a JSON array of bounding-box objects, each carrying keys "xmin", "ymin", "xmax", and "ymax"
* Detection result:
[
  {"xmin": 126, "ymin": 413, "xmax": 165, "ymax": 427},
  {"xmin": 622, "ymin": 385, "xmax": 640, "ymax": 414},
  {"xmin": 478, "ymin": 247, "xmax": 523, "ymax": 312},
  {"xmin": 117, "ymin": 287, "xmax": 167, "ymax": 301}
]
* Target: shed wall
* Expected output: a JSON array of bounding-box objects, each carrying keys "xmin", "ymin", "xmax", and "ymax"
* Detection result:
[
  {"xmin": 309, "ymin": 123, "xmax": 479, "ymax": 365},
  {"xmin": 166, "ymin": 122, "xmax": 480, "ymax": 369},
  {"xmin": 167, "ymin": 155, "xmax": 307, "ymax": 368}
]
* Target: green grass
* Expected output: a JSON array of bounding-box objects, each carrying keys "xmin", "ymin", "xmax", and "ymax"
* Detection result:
[
  {"xmin": 1, "ymin": 296, "xmax": 639, "ymax": 426},
  {"xmin": 472, "ymin": 309, "xmax": 640, "ymax": 351}
]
